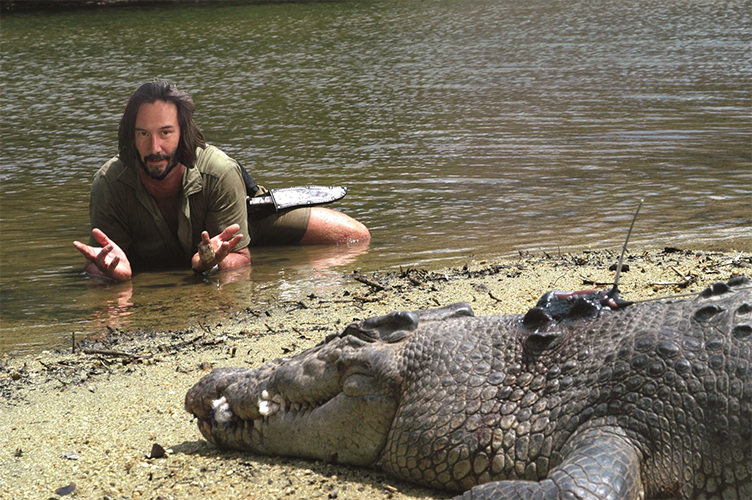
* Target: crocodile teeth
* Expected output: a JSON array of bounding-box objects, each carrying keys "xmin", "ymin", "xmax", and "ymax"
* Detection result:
[
  {"xmin": 257, "ymin": 390, "xmax": 293, "ymax": 417},
  {"xmin": 211, "ymin": 396, "xmax": 233, "ymax": 424},
  {"xmin": 272, "ymin": 393, "xmax": 287, "ymax": 412},
  {"xmin": 258, "ymin": 399, "xmax": 278, "ymax": 417}
]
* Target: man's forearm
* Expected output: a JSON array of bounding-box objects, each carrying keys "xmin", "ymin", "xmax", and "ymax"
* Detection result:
[
  {"xmin": 217, "ymin": 248, "xmax": 251, "ymax": 271},
  {"xmin": 191, "ymin": 247, "xmax": 251, "ymax": 273}
]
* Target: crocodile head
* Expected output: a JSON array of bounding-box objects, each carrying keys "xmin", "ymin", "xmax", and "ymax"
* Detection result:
[{"xmin": 185, "ymin": 304, "xmax": 474, "ymax": 466}]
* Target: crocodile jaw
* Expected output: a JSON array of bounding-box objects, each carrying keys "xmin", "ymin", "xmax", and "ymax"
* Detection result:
[
  {"xmin": 197, "ymin": 388, "xmax": 397, "ymax": 465},
  {"xmin": 186, "ymin": 345, "xmax": 401, "ymax": 466}
]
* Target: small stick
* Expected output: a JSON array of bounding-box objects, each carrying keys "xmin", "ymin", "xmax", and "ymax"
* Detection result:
[
  {"xmin": 651, "ymin": 281, "xmax": 687, "ymax": 287},
  {"xmin": 353, "ymin": 295, "xmax": 382, "ymax": 303},
  {"xmin": 352, "ymin": 274, "xmax": 387, "ymax": 291},
  {"xmin": 669, "ymin": 266, "xmax": 687, "ymax": 279},
  {"xmin": 82, "ymin": 349, "xmax": 143, "ymax": 359},
  {"xmin": 609, "ymin": 199, "xmax": 643, "ymax": 297},
  {"xmin": 407, "ymin": 275, "xmax": 424, "ymax": 286},
  {"xmin": 183, "ymin": 334, "xmax": 205, "ymax": 346},
  {"xmin": 582, "ymin": 279, "xmax": 613, "ymax": 287}
]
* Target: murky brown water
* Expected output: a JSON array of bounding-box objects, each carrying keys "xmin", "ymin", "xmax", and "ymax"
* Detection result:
[{"xmin": 1, "ymin": 0, "xmax": 750, "ymax": 354}]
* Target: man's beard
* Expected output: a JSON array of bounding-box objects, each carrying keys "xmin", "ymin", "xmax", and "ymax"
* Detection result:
[{"xmin": 138, "ymin": 152, "xmax": 179, "ymax": 181}]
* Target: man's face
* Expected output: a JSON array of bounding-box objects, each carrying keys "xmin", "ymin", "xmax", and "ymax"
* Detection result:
[{"xmin": 134, "ymin": 100, "xmax": 181, "ymax": 180}]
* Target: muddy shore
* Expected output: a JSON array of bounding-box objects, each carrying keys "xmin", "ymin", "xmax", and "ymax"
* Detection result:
[{"xmin": 1, "ymin": 247, "xmax": 749, "ymax": 499}]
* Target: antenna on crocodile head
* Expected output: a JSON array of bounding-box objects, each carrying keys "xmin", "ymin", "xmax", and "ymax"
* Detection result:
[{"xmin": 607, "ymin": 199, "xmax": 643, "ymax": 300}]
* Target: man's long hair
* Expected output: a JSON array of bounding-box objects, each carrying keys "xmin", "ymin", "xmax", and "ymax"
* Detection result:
[{"xmin": 118, "ymin": 81, "xmax": 206, "ymax": 169}]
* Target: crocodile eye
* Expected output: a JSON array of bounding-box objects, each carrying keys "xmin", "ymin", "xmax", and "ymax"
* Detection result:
[
  {"xmin": 523, "ymin": 307, "xmax": 553, "ymax": 329},
  {"xmin": 383, "ymin": 330, "xmax": 408, "ymax": 343}
]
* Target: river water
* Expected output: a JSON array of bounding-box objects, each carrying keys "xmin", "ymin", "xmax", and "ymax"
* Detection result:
[{"xmin": 1, "ymin": 0, "xmax": 750, "ymax": 354}]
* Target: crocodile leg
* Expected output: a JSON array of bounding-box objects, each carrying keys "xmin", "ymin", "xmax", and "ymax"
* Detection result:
[{"xmin": 459, "ymin": 427, "xmax": 644, "ymax": 500}]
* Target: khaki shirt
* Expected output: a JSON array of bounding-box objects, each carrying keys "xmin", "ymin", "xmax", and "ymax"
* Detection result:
[{"xmin": 88, "ymin": 145, "xmax": 250, "ymax": 269}]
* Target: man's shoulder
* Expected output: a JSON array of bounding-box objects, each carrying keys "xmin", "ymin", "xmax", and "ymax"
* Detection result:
[
  {"xmin": 93, "ymin": 156, "xmax": 137, "ymax": 187},
  {"xmin": 195, "ymin": 145, "xmax": 240, "ymax": 177}
]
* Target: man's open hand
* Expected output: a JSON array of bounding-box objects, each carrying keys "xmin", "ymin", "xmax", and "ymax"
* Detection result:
[
  {"xmin": 192, "ymin": 223, "xmax": 249, "ymax": 273},
  {"xmin": 73, "ymin": 228, "xmax": 133, "ymax": 282}
]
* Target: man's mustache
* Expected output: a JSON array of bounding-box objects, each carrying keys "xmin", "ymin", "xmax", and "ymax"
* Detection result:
[{"xmin": 144, "ymin": 153, "xmax": 171, "ymax": 163}]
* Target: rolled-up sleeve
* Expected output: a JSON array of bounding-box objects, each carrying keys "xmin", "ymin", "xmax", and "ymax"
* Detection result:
[
  {"xmin": 199, "ymin": 160, "xmax": 251, "ymax": 251},
  {"xmin": 88, "ymin": 165, "xmax": 133, "ymax": 253}
]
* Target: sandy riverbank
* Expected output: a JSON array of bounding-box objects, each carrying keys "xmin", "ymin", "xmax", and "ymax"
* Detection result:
[{"xmin": 1, "ymin": 247, "xmax": 749, "ymax": 499}]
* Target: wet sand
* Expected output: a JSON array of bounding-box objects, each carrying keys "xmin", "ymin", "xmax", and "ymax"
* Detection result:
[{"xmin": 1, "ymin": 247, "xmax": 749, "ymax": 499}]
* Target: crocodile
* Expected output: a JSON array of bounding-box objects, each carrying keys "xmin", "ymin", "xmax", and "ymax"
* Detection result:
[{"xmin": 185, "ymin": 277, "xmax": 752, "ymax": 499}]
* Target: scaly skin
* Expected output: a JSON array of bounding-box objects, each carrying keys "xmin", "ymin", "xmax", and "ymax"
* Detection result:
[{"xmin": 186, "ymin": 278, "xmax": 752, "ymax": 499}]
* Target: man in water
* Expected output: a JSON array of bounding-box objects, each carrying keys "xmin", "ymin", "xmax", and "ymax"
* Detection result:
[{"xmin": 73, "ymin": 81, "xmax": 369, "ymax": 282}]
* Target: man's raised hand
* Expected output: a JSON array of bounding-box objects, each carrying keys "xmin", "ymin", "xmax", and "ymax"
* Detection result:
[{"xmin": 192, "ymin": 224, "xmax": 249, "ymax": 274}]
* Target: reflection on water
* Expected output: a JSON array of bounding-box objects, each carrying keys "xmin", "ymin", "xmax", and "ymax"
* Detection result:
[
  {"xmin": 0, "ymin": 0, "xmax": 750, "ymax": 354},
  {"xmin": 86, "ymin": 280, "xmax": 135, "ymax": 331},
  {"xmin": 67, "ymin": 242, "xmax": 369, "ymax": 348}
]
